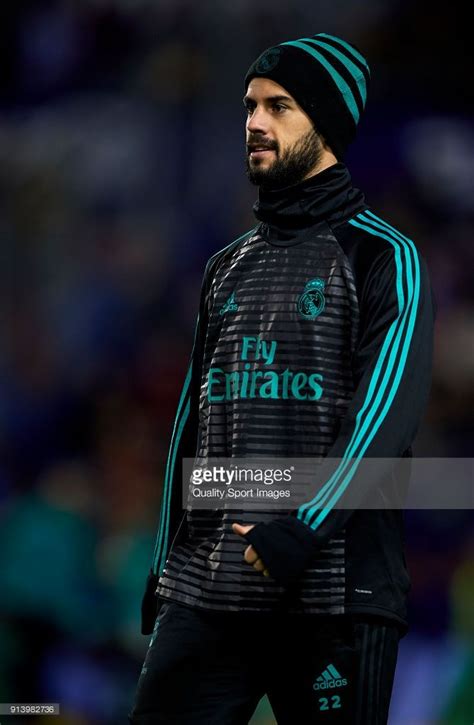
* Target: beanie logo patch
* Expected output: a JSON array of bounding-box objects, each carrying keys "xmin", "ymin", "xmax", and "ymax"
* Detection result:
[
  {"xmin": 297, "ymin": 278, "xmax": 326, "ymax": 320},
  {"xmin": 255, "ymin": 47, "xmax": 281, "ymax": 74}
]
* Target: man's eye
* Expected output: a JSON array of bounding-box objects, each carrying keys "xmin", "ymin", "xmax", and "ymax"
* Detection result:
[{"xmin": 273, "ymin": 104, "xmax": 286, "ymax": 112}]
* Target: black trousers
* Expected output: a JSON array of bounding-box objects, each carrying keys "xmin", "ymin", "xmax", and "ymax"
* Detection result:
[{"xmin": 129, "ymin": 600, "xmax": 400, "ymax": 725}]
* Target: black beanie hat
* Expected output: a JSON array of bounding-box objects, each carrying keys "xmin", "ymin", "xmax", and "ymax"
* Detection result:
[{"xmin": 244, "ymin": 33, "xmax": 370, "ymax": 160}]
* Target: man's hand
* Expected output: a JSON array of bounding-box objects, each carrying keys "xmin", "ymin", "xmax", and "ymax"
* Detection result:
[{"xmin": 232, "ymin": 523, "xmax": 270, "ymax": 576}]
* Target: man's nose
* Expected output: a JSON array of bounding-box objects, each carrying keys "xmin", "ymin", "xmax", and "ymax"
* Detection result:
[{"xmin": 246, "ymin": 106, "xmax": 270, "ymax": 134}]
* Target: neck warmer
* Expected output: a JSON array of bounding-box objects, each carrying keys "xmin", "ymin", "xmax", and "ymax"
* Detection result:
[{"xmin": 253, "ymin": 162, "xmax": 367, "ymax": 245}]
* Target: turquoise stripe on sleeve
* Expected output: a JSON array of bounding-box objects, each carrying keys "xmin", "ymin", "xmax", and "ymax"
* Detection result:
[
  {"xmin": 301, "ymin": 38, "xmax": 367, "ymax": 107},
  {"xmin": 299, "ymin": 214, "xmax": 420, "ymax": 528},
  {"xmin": 152, "ymin": 362, "xmax": 193, "ymax": 574},
  {"xmin": 301, "ymin": 215, "xmax": 415, "ymax": 523},
  {"xmin": 302, "ymin": 215, "xmax": 420, "ymax": 528},
  {"xmin": 297, "ymin": 227, "xmax": 406, "ymax": 521},
  {"xmin": 309, "ymin": 226, "xmax": 419, "ymax": 530},
  {"xmin": 316, "ymin": 33, "xmax": 371, "ymax": 76},
  {"xmin": 151, "ymin": 226, "xmax": 256, "ymax": 575},
  {"xmin": 281, "ymin": 40, "xmax": 360, "ymax": 124},
  {"xmin": 153, "ymin": 397, "xmax": 190, "ymax": 575}
]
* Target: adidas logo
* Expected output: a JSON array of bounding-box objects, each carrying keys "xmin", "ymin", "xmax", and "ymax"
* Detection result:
[
  {"xmin": 219, "ymin": 291, "xmax": 238, "ymax": 315},
  {"xmin": 313, "ymin": 663, "xmax": 348, "ymax": 691}
]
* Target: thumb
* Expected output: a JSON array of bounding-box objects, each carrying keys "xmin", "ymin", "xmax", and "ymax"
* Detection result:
[{"xmin": 232, "ymin": 523, "xmax": 253, "ymax": 537}]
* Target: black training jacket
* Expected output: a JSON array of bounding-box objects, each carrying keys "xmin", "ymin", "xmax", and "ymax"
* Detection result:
[{"xmin": 140, "ymin": 162, "xmax": 435, "ymax": 635}]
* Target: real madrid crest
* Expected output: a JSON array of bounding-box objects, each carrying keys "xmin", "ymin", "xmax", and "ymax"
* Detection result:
[{"xmin": 298, "ymin": 278, "xmax": 326, "ymax": 320}]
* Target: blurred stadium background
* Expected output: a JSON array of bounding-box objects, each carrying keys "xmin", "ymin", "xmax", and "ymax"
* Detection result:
[{"xmin": 0, "ymin": 1, "xmax": 472, "ymax": 723}]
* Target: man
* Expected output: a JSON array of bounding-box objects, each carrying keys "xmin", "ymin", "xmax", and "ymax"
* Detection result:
[{"xmin": 129, "ymin": 32, "xmax": 434, "ymax": 724}]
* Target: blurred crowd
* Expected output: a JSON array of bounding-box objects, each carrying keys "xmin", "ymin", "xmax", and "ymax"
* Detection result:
[{"xmin": 0, "ymin": 1, "xmax": 472, "ymax": 723}]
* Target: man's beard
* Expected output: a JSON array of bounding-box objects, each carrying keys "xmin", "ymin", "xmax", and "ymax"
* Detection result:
[{"xmin": 245, "ymin": 127, "xmax": 324, "ymax": 190}]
